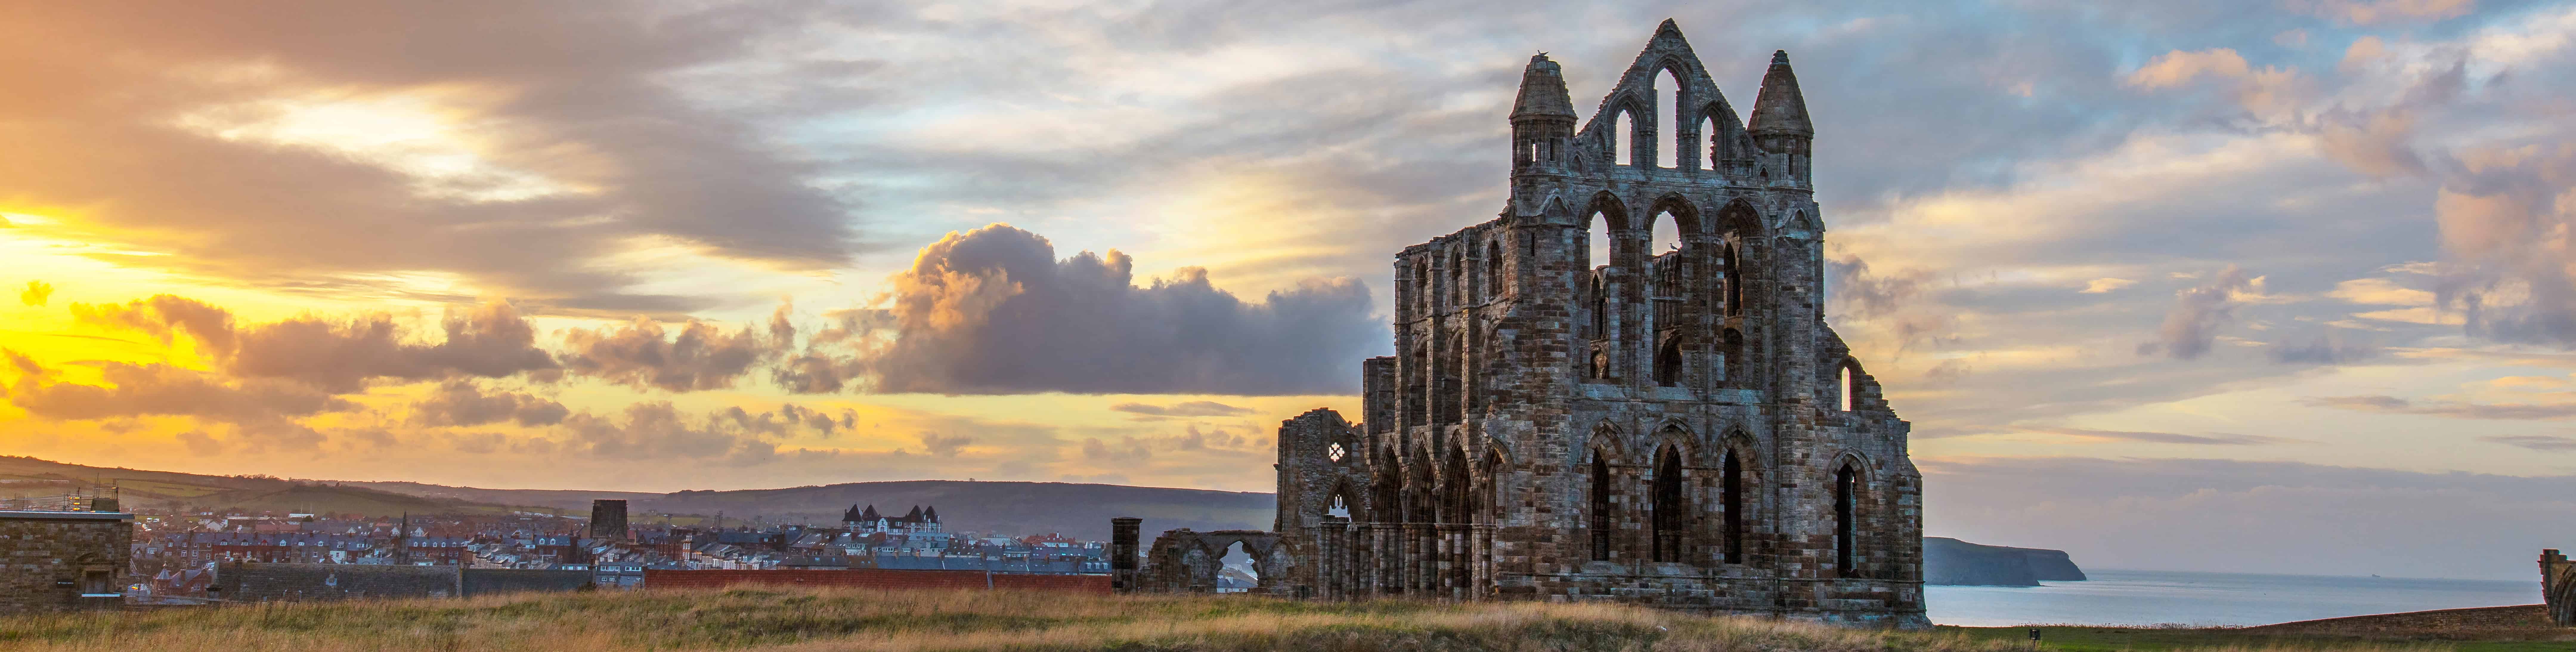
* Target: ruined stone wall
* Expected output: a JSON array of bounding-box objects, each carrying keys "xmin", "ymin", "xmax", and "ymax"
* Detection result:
[
  {"xmin": 2543, "ymin": 549, "xmax": 2576, "ymax": 625},
  {"xmin": 0, "ymin": 512, "xmax": 131, "ymax": 612},
  {"xmin": 1131, "ymin": 529, "xmax": 1286, "ymax": 595},
  {"xmin": 1150, "ymin": 20, "xmax": 1925, "ymax": 629}
]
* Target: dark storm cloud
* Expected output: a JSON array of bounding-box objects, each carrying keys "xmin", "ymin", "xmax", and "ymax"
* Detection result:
[
  {"xmin": 0, "ymin": 1, "xmax": 865, "ymax": 312},
  {"xmin": 832, "ymin": 224, "xmax": 1385, "ymax": 395}
]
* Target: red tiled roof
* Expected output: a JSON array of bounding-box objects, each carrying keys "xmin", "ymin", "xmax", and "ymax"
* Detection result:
[{"xmin": 643, "ymin": 569, "xmax": 1109, "ymax": 594}]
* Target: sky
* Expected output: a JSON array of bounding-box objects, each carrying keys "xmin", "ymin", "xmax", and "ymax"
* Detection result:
[{"xmin": 3, "ymin": 0, "xmax": 2575, "ymax": 580}]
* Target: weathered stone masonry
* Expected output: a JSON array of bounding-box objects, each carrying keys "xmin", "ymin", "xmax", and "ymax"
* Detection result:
[
  {"xmin": 0, "ymin": 510, "xmax": 132, "ymax": 612},
  {"xmin": 1128, "ymin": 21, "xmax": 1926, "ymax": 629}
]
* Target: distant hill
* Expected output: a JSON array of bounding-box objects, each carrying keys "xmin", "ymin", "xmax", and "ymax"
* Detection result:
[
  {"xmin": 0, "ymin": 456, "xmax": 1268, "ymax": 540},
  {"xmin": 0, "ymin": 456, "xmax": 558, "ymax": 516},
  {"xmin": 1925, "ymin": 537, "xmax": 2087, "ymax": 586},
  {"xmin": 347, "ymin": 479, "xmax": 1273, "ymax": 541}
]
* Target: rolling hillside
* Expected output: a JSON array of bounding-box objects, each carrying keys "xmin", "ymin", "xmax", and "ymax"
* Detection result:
[
  {"xmin": 0, "ymin": 456, "xmax": 555, "ymax": 516},
  {"xmin": 1, "ymin": 456, "xmax": 1270, "ymax": 538}
]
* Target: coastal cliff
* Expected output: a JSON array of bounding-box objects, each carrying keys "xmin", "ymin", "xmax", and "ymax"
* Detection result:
[{"xmin": 1925, "ymin": 537, "xmax": 2087, "ymax": 586}]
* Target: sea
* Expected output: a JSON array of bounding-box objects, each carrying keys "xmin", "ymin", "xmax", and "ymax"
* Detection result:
[{"xmin": 1926, "ymin": 568, "xmax": 2542, "ymax": 628}]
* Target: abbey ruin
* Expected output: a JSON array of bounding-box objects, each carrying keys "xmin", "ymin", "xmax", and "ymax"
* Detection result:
[{"xmin": 1115, "ymin": 21, "xmax": 1927, "ymax": 628}]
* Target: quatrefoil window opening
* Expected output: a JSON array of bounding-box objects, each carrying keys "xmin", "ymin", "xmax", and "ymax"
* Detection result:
[{"xmin": 1326, "ymin": 442, "xmax": 1346, "ymax": 461}]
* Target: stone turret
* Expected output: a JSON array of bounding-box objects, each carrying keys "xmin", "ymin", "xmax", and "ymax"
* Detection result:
[
  {"xmin": 1747, "ymin": 50, "xmax": 1814, "ymax": 187},
  {"xmin": 1510, "ymin": 53, "xmax": 1578, "ymax": 177}
]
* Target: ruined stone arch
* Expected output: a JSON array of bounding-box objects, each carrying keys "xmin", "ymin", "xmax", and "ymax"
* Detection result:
[
  {"xmin": 1650, "ymin": 441, "xmax": 1690, "ymax": 563},
  {"xmin": 1604, "ymin": 95, "xmax": 1650, "ymax": 167},
  {"xmin": 1587, "ymin": 442, "xmax": 1617, "ymax": 562},
  {"xmin": 1835, "ymin": 356, "xmax": 1864, "ymax": 412},
  {"xmin": 1717, "ymin": 429, "xmax": 1760, "ymax": 565},
  {"xmin": 1646, "ymin": 193, "xmax": 1703, "ymax": 236},
  {"xmin": 1323, "ymin": 476, "xmax": 1364, "ymax": 520}
]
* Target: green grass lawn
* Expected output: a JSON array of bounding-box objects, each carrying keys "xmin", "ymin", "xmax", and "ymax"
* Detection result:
[{"xmin": 1944, "ymin": 625, "xmax": 2576, "ymax": 652}]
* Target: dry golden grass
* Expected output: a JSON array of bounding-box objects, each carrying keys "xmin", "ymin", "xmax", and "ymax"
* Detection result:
[{"xmin": 0, "ymin": 588, "xmax": 2469, "ymax": 651}]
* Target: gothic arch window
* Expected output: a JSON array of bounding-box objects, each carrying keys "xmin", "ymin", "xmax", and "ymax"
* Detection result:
[
  {"xmin": 1485, "ymin": 240, "xmax": 1503, "ymax": 299},
  {"xmin": 1722, "ymin": 447, "xmax": 1745, "ymax": 564},
  {"xmin": 1612, "ymin": 106, "xmax": 1635, "ymax": 166},
  {"xmin": 1658, "ymin": 69, "xmax": 1682, "ymax": 169},
  {"xmin": 1377, "ymin": 447, "xmax": 1402, "ymax": 522},
  {"xmin": 1651, "ymin": 445, "xmax": 1684, "ymax": 563},
  {"xmin": 1835, "ymin": 462, "xmax": 1859, "ymax": 578},
  {"xmin": 1722, "ymin": 241, "xmax": 1742, "ymax": 316},
  {"xmin": 1655, "ymin": 336, "xmax": 1682, "ymax": 387},
  {"xmin": 1589, "ymin": 450, "xmax": 1613, "ymax": 561},
  {"xmin": 1838, "ymin": 363, "xmax": 1856, "ymax": 412}
]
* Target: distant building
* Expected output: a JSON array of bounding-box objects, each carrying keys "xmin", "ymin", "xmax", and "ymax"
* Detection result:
[
  {"xmin": 589, "ymin": 500, "xmax": 628, "ymax": 542},
  {"xmin": 841, "ymin": 504, "xmax": 941, "ymax": 534},
  {"xmin": 0, "ymin": 509, "xmax": 134, "ymax": 611}
]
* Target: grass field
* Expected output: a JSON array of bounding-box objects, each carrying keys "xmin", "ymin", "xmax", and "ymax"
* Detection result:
[
  {"xmin": 1942, "ymin": 625, "xmax": 2576, "ymax": 652},
  {"xmin": 4, "ymin": 588, "xmax": 2561, "ymax": 651}
]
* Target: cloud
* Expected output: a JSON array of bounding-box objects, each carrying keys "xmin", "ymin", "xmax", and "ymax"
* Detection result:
[
  {"xmin": 18, "ymin": 281, "xmax": 52, "ymax": 307},
  {"xmin": 72, "ymin": 295, "xmax": 557, "ymax": 392},
  {"xmin": 2268, "ymin": 329, "xmax": 2381, "ymax": 364},
  {"xmin": 2303, "ymin": 395, "xmax": 2576, "ymax": 420},
  {"xmin": 1109, "ymin": 401, "xmax": 1256, "ymax": 418},
  {"xmin": 919, "ymin": 432, "xmax": 974, "ymax": 458},
  {"xmin": 0, "ymin": 1, "xmax": 866, "ymax": 312},
  {"xmin": 72, "ymin": 295, "xmax": 240, "ymax": 353},
  {"xmin": 719, "ymin": 403, "xmax": 854, "ymax": 438},
  {"xmin": 560, "ymin": 316, "xmax": 778, "ymax": 393},
  {"xmin": 5, "ymin": 362, "xmax": 354, "ymax": 423},
  {"xmin": 2123, "ymin": 48, "xmax": 2309, "ymax": 117},
  {"xmin": 228, "ymin": 302, "xmax": 559, "ymax": 392},
  {"xmin": 175, "ymin": 430, "xmax": 224, "ymax": 456},
  {"xmin": 2, "ymin": 349, "xmax": 43, "ymax": 379},
  {"xmin": 559, "ymin": 401, "xmax": 786, "ymax": 464},
  {"xmin": 2290, "ymin": 0, "xmax": 2477, "ymax": 25},
  {"xmin": 2141, "ymin": 265, "xmax": 2260, "ymax": 360},
  {"xmin": 2481, "ymin": 434, "xmax": 2576, "ymax": 451},
  {"xmin": 410, "ymin": 380, "xmax": 568, "ymax": 428},
  {"xmin": 2079, "ymin": 278, "xmax": 2136, "ymax": 293},
  {"xmin": 824, "ymin": 224, "xmax": 1385, "ymax": 395},
  {"xmin": 2020, "ymin": 425, "xmax": 2292, "ymax": 446}
]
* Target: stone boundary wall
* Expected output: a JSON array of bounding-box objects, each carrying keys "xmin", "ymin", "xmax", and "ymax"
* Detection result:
[
  {"xmin": 461, "ymin": 569, "xmax": 595, "ymax": 597},
  {"xmin": 215, "ymin": 562, "xmax": 462, "ymax": 602},
  {"xmin": 2241, "ymin": 604, "xmax": 2550, "ymax": 633}
]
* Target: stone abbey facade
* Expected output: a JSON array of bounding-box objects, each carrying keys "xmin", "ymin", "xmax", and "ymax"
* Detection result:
[{"xmin": 1120, "ymin": 21, "xmax": 1925, "ymax": 628}]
